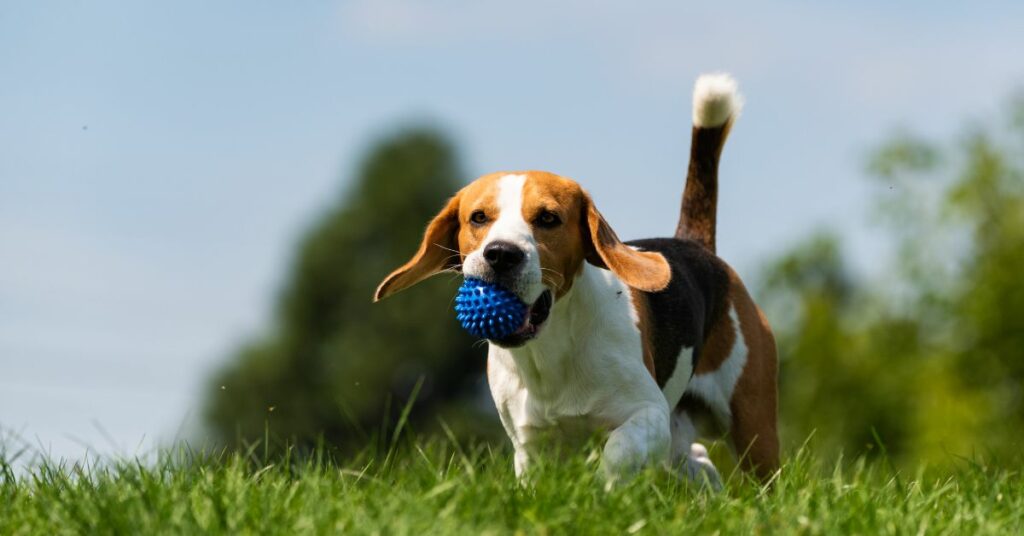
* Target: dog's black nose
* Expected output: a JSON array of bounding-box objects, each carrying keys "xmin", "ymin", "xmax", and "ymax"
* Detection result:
[{"xmin": 483, "ymin": 241, "xmax": 525, "ymax": 273}]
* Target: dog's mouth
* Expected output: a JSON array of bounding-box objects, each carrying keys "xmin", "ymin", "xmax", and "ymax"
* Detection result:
[{"xmin": 492, "ymin": 289, "xmax": 553, "ymax": 348}]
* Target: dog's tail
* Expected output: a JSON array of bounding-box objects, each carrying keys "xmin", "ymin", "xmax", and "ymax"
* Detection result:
[{"xmin": 674, "ymin": 73, "xmax": 743, "ymax": 253}]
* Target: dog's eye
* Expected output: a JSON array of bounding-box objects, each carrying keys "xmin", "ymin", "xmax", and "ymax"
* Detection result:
[
  {"xmin": 470, "ymin": 210, "xmax": 489, "ymax": 226},
  {"xmin": 534, "ymin": 210, "xmax": 561, "ymax": 228}
]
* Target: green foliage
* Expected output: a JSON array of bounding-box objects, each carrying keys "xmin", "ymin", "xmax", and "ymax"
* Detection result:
[
  {"xmin": 762, "ymin": 97, "xmax": 1024, "ymax": 466},
  {"xmin": 2, "ymin": 442, "xmax": 1022, "ymax": 534},
  {"xmin": 203, "ymin": 128, "xmax": 500, "ymax": 453}
]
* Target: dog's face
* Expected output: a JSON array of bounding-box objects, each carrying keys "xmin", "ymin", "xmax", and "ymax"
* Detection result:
[{"xmin": 375, "ymin": 171, "xmax": 670, "ymax": 347}]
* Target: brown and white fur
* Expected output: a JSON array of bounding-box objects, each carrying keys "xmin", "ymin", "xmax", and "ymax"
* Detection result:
[{"xmin": 375, "ymin": 73, "xmax": 779, "ymax": 486}]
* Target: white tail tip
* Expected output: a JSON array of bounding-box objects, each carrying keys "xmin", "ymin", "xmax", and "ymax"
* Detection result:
[{"xmin": 692, "ymin": 73, "xmax": 743, "ymax": 128}]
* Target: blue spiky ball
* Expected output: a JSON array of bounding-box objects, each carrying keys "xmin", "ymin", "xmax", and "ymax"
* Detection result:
[{"xmin": 454, "ymin": 278, "xmax": 527, "ymax": 340}]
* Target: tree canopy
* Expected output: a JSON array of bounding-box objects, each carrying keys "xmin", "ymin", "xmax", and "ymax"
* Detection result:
[{"xmin": 762, "ymin": 97, "xmax": 1024, "ymax": 465}]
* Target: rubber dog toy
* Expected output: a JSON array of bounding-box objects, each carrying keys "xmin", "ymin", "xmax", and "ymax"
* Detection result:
[{"xmin": 454, "ymin": 278, "xmax": 527, "ymax": 340}]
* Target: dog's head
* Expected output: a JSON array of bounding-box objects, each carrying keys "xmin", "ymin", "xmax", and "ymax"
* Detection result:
[{"xmin": 374, "ymin": 171, "xmax": 670, "ymax": 347}]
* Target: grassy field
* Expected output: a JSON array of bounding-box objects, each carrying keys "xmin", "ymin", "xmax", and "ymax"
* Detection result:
[{"xmin": 2, "ymin": 438, "xmax": 1021, "ymax": 535}]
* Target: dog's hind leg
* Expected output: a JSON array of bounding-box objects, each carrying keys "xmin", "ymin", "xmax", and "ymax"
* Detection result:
[
  {"xmin": 727, "ymin": 279, "xmax": 781, "ymax": 482},
  {"xmin": 728, "ymin": 365, "xmax": 780, "ymax": 482}
]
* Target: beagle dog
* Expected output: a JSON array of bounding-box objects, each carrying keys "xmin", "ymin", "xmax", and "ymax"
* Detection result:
[{"xmin": 375, "ymin": 74, "xmax": 779, "ymax": 485}]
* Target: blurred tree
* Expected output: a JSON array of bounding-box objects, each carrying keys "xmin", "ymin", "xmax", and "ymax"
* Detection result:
[
  {"xmin": 760, "ymin": 96, "xmax": 1024, "ymax": 466},
  {"xmin": 203, "ymin": 128, "xmax": 500, "ymax": 453}
]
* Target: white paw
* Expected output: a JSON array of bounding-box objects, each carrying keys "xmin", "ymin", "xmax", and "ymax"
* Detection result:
[
  {"xmin": 600, "ymin": 436, "xmax": 644, "ymax": 483},
  {"xmin": 601, "ymin": 407, "xmax": 672, "ymax": 485},
  {"xmin": 682, "ymin": 442, "xmax": 722, "ymax": 491}
]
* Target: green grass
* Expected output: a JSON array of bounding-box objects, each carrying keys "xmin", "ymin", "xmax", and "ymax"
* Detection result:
[{"xmin": 1, "ymin": 438, "xmax": 1021, "ymax": 535}]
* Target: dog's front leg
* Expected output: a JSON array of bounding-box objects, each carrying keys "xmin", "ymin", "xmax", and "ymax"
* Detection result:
[
  {"xmin": 512, "ymin": 445, "xmax": 532, "ymax": 479},
  {"xmin": 600, "ymin": 405, "xmax": 671, "ymax": 482}
]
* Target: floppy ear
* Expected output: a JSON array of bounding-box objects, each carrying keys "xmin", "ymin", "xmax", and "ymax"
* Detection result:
[
  {"xmin": 374, "ymin": 193, "xmax": 462, "ymax": 302},
  {"xmin": 582, "ymin": 192, "xmax": 671, "ymax": 292}
]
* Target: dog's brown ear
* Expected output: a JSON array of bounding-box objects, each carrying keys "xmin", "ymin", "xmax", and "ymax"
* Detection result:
[
  {"xmin": 582, "ymin": 191, "xmax": 671, "ymax": 292},
  {"xmin": 374, "ymin": 192, "xmax": 462, "ymax": 301}
]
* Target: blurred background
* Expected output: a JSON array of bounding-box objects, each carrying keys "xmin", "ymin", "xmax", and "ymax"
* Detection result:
[{"xmin": 2, "ymin": 1, "xmax": 1023, "ymax": 468}]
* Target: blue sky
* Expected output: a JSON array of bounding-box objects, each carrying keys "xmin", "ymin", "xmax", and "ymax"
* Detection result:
[{"xmin": 2, "ymin": 0, "xmax": 1022, "ymax": 460}]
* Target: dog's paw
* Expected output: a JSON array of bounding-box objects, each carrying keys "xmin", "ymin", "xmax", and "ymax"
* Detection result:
[
  {"xmin": 600, "ymin": 436, "xmax": 645, "ymax": 485},
  {"xmin": 681, "ymin": 442, "xmax": 723, "ymax": 491}
]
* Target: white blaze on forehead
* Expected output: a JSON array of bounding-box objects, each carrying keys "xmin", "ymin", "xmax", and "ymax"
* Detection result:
[{"xmin": 488, "ymin": 173, "xmax": 531, "ymax": 242}]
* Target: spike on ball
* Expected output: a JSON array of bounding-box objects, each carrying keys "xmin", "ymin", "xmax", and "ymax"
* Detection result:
[{"xmin": 454, "ymin": 278, "xmax": 528, "ymax": 340}]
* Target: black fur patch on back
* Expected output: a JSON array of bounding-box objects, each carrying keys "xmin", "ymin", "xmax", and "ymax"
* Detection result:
[{"xmin": 625, "ymin": 237, "xmax": 731, "ymax": 387}]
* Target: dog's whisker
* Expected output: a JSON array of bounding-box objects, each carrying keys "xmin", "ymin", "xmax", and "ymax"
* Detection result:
[
  {"xmin": 539, "ymin": 266, "xmax": 566, "ymax": 281},
  {"xmin": 539, "ymin": 267, "xmax": 567, "ymax": 292},
  {"xmin": 431, "ymin": 242, "xmax": 461, "ymax": 255},
  {"xmin": 542, "ymin": 274, "xmax": 565, "ymax": 289},
  {"xmin": 439, "ymin": 253, "xmax": 462, "ymax": 266}
]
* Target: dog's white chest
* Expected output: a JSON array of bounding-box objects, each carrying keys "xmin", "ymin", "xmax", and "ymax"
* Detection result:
[
  {"xmin": 489, "ymin": 363, "xmax": 617, "ymax": 449},
  {"xmin": 486, "ymin": 265, "xmax": 669, "ymax": 454}
]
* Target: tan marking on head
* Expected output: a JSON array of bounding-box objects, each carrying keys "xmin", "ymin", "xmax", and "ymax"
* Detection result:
[
  {"xmin": 453, "ymin": 172, "xmax": 504, "ymax": 257},
  {"xmin": 519, "ymin": 171, "xmax": 588, "ymax": 298}
]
